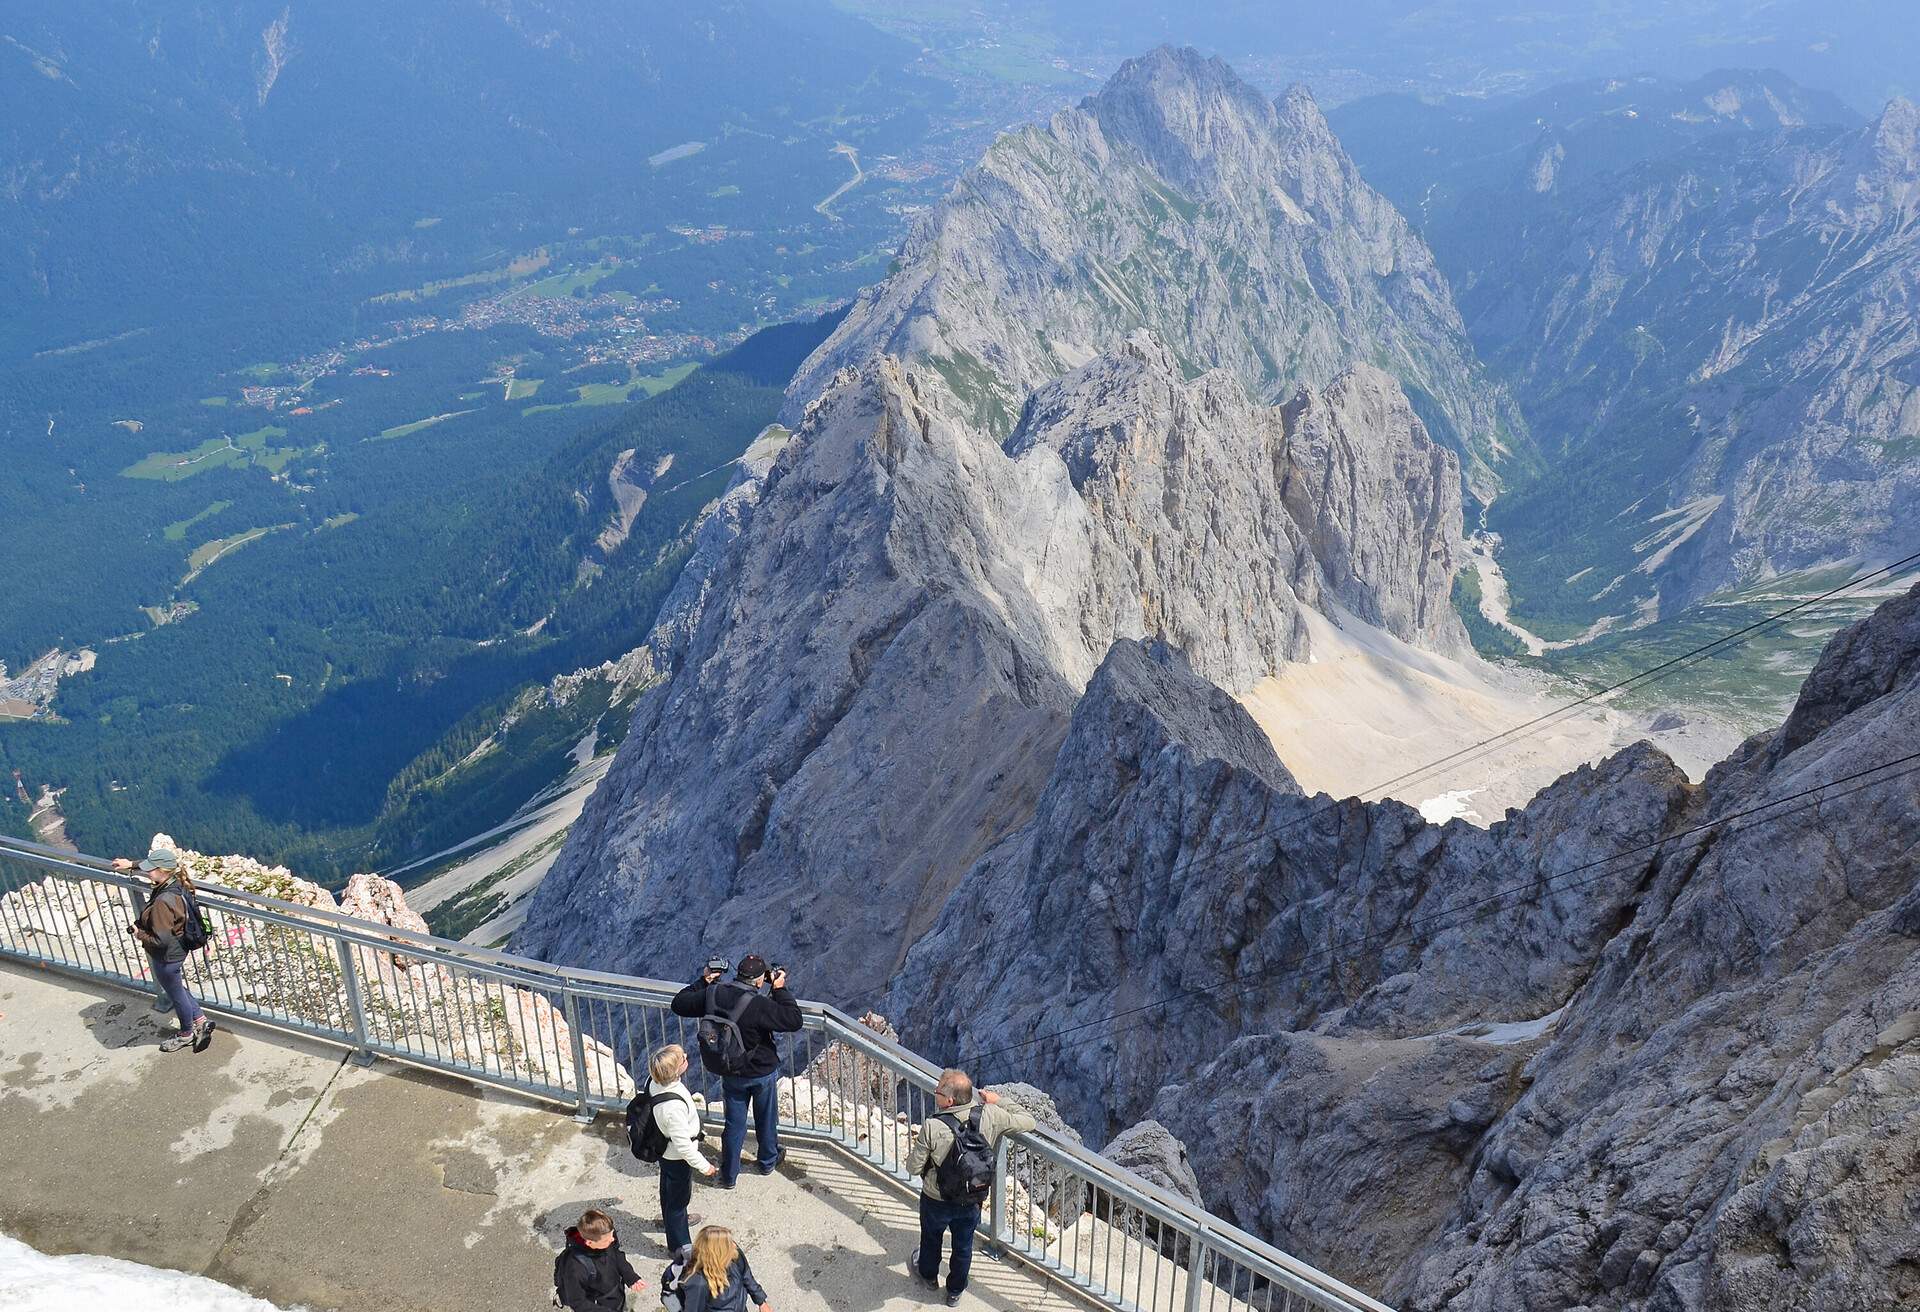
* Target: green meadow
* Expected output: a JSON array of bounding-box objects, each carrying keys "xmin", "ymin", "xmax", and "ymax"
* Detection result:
[
  {"xmin": 122, "ymin": 426, "xmax": 295, "ymax": 481},
  {"xmin": 163, "ymin": 500, "xmax": 233, "ymax": 541}
]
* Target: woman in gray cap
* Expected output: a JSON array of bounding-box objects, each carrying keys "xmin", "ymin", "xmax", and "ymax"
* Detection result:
[{"xmin": 114, "ymin": 844, "xmax": 215, "ymax": 1053}]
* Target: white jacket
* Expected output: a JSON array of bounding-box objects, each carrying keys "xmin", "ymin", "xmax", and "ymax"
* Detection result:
[{"xmin": 649, "ymin": 1078, "xmax": 712, "ymax": 1172}]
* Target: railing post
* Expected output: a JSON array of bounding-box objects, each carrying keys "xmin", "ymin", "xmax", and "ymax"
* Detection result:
[
  {"xmin": 564, "ymin": 987, "xmax": 593, "ymax": 1123},
  {"xmin": 990, "ymin": 1135, "xmax": 1009, "ymax": 1244},
  {"xmin": 1184, "ymin": 1224, "xmax": 1212, "ymax": 1312},
  {"xmin": 335, "ymin": 938, "xmax": 376, "ymax": 1066}
]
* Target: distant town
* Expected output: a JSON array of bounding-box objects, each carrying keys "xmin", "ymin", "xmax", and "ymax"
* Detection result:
[{"xmin": 0, "ymin": 648, "xmax": 95, "ymax": 722}]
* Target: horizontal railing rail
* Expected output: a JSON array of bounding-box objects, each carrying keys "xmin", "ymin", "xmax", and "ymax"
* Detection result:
[{"xmin": 0, "ymin": 834, "xmax": 1392, "ymax": 1312}]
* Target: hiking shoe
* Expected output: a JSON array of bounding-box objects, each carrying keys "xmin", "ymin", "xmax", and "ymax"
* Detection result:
[
  {"xmin": 159, "ymin": 1030, "xmax": 192, "ymax": 1053},
  {"xmin": 191, "ymin": 1017, "xmax": 216, "ymax": 1053},
  {"xmin": 757, "ymin": 1148, "xmax": 787, "ymax": 1175},
  {"xmin": 909, "ymin": 1252, "xmax": 939, "ymax": 1290},
  {"xmin": 945, "ymin": 1294, "xmax": 961, "ymax": 1307},
  {"xmin": 711, "ymin": 1175, "xmax": 736, "ymax": 1190}
]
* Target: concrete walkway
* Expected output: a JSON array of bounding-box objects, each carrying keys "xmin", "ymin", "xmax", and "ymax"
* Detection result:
[{"xmin": 0, "ymin": 962, "xmax": 1084, "ymax": 1311}]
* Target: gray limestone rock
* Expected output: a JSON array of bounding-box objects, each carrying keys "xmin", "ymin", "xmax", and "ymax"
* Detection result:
[
  {"xmin": 522, "ymin": 236, "xmax": 1466, "ymax": 998},
  {"xmin": 1460, "ymin": 98, "xmax": 1920, "ymax": 614},
  {"xmin": 895, "ymin": 585, "xmax": 1920, "ymax": 1310},
  {"xmin": 984, "ymin": 1081, "xmax": 1084, "ymax": 1225},
  {"xmin": 789, "ymin": 47, "xmax": 1526, "ymax": 495},
  {"xmin": 890, "ymin": 636, "xmax": 1690, "ymax": 1140},
  {"xmin": 1101, "ymin": 1120, "xmax": 1203, "ymax": 1207}
]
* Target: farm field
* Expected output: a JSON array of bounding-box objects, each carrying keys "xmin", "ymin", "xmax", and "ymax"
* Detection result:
[
  {"xmin": 186, "ymin": 524, "xmax": 292, "ymax": 576},
  {"xmin": 369, "ymin": 250, "xmax": 552, "ymax": 305},
  {"xmin": 524, "ymin": 364, "xmax": 699, "ymax": 414},
  {"xmin": 122, "ymin": 427, "xmax": 296, "ymax": 481},
  {"xmin": 163, "ymin": 501, "xmax": 233, "ymax": 541},
  {"xmin": 375, "ymin": 410, "xmax": 478, "ymax": 441},
  {"xmin": 518, "ymin": 262, "xmax": 621, "ymax": 299}
]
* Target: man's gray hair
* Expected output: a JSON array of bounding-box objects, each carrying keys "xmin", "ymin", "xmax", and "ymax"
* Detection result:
[{"xmin": 937, "ymin": 1068, "xmax": 973, "ymax": 1103}]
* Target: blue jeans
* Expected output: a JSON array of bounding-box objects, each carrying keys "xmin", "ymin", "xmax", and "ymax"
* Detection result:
[
  {"xmin": 150, "ymin": 953, "xmax": 204, "ymax": 1031},
  {"xmin": 918, "ymin": 1194, "xmax": 981, "ymax": 1295},
  {"xmin": 660, "ymin": 1157, "xmax": 693, "ymax": 1253},
  {"xmin": 719, "ymin": 1069, "xmax": 781, "ymax": 1182}
]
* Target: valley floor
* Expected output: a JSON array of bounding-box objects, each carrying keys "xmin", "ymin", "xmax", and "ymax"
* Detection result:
[
  {"xmin": 395, "ymin": 736, "xmax": 615, "ymax": 946},
  {"xmin": 1239, "ymin": 608, "xmax": 1741, "ymax": 822}
]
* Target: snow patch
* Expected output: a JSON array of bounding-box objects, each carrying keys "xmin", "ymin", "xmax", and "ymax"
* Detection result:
[
  {"xmin": 1418, "ymin": 789, "xmax": 1481, "ymax": 824},
  {"xmin": 1441, "ymin": 1008, "xmax": 1564, "ymax": 1045},
  {"xmin": 0, "ymin": 1232, "xmax": 303, "ymax": 1311}
]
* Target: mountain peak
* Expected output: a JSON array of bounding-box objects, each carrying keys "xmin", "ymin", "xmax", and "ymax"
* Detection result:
[
  {"xmin": 1873, "ymin": 95, "xmax": 1918, "ymax": 164},
  {"xmin": 1097, "ymin": 44, "xmax": 1247, "ymax": 105},
  {"xmin": 1276, "ymin": 81, "xmax": 1330, "ymax": 131},
  {"xmin": 1087, "ymin": 45, "xmax": 1279, "ymax": 195}
]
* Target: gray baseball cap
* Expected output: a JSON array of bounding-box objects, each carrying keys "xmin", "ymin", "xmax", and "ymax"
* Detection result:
[{"xmin": 137, "ymin": 847, "xmax": 179, "ymax": 872}]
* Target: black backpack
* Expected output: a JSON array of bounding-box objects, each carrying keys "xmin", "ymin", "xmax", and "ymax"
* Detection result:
[
  {"xmin": 625, "ymin": 1087, "xmax": 681, "ymax": 1163},
  {"xmin": 165, "ymin": 884, "xmax": 212, "ymax": 953},
  {"xmin": 934, "ymin": 1106, "xmax": 996, "ymax": 1205},
  {"xmin": 696, "ymin": 983, "xmax": 758, "ymax": 1077}
]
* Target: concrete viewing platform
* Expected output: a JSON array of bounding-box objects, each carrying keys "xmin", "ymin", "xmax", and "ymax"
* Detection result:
[{"xmin": 0, "ymin": 962, "xmax": 1087, "ymax": 1311}]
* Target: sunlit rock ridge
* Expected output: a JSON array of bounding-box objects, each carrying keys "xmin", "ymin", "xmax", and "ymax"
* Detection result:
[
  {"xmin": 790, "ymin": 46, "xmax": 1528, "ymax": 498},
  {"xmin": 516, "ymin": 46, "xmax": 1481, "ymax": 1003}
]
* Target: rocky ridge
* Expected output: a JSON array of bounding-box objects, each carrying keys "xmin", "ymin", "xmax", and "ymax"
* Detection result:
[
  {"xmin": 516, "ymin": 49, "xmax": 1479, "ymax": 1000},
  {"xmin": 1459, "ymin": 97, "xmax": 1920, "ymax": 616},
  {"xmin": 889, "ymin": 584, "xmax": 1920, "ymax": 1309},
  {"xmin": 790, "ymin": 47, "xmax": 1526, "ymax": 496}
]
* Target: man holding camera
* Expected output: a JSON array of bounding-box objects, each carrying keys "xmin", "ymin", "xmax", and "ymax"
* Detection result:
[{"xmin": 671, "ymin": 953, "xmax": 802, "ymax": 1189}]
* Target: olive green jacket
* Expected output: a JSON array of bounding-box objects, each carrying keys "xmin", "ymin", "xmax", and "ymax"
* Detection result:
[{"xmin": 904, "ymin": 1098, "xmax": 1037, "ymax": 1201}]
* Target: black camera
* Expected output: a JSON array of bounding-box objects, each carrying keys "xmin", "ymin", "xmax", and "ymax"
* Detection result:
[
  {"xmin": 703, "ymin": 955, "xmax": 732, "ymax": 976},
  {"xmin": 770, "ymin": 962, "xmax": 788, "ymax": 980}
]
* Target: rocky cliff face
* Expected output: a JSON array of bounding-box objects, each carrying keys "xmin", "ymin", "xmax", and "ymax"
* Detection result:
[
  {"xmin": 516, "ymin": 48, "xmax": 1478, "ymax": 999},
  {"xmin": 790, "ymin": 47, "xmax": 1525, "ymax": 497},
  {"xmin": 1455, "ymin": 98, "xmax": 1920, "ymax": 619},
  {"xmin": 889, "ymin": 583, "xmax": 1920, "ymax": 1309},
  {"xmin": 891, "ymin": 637, "xmax": 1689, "ymax": 1141}
]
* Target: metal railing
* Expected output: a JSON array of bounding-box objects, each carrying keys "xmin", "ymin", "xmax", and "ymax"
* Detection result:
[{"xmin": 0, "ymin": 834, "xmax": 1392, "ymax": 1312}]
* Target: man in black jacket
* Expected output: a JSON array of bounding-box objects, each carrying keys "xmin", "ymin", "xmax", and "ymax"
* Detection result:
[
  {"xmin": 554, "ymin": 1209, "xmax": 645, "ymax": 1312},
  {"xmin": 671, "ymin": 954, "xmax": 802, "ymax": 1188}
]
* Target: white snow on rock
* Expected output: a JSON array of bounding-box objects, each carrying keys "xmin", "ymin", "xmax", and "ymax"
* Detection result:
[
  {"xmin": 0, "ymin": 1232, "xmax": 301, "ymax": 1311},
  {"xmin": 1417, "ymin": 788, "xmax": 1481, "ymax": 824}
]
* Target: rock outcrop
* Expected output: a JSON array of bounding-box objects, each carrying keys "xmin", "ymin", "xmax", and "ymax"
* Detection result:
[
  {"xmin": 0, "ymin": 841, "xmax": 632, "ymax": 1097},
  {"xmin": 792, "ymin": 48, "xmax": 1525, "ymax": 495},
  {"xmin": 516, "ymin": 50, "xmax": 1478, "ymax": 1001},
  {"xmin": 1101, "ymin": 1121, "xmax": 1203, "ymax": 1207},
  {"xmin": 891, "ymin": 638, "xmax": 1688, "ymax": 1139},
  {"xmin": 892, "ymin": 586, "xmax": 1920, "ymax": 1309}
]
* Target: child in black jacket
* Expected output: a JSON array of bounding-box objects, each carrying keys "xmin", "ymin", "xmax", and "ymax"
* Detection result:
[{"xmin": 555, "ymin": 1210, "xmax": 647, "ymax": 1312}]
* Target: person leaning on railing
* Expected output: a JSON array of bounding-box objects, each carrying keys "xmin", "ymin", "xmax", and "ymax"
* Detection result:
[
  {"xmin": 905, "ymin": 1068, "xmax": 1036, "ymax": 1307},
  {"xmin": 113, "ymin": 843, "xmax": 215, "ymax": 1054}
]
